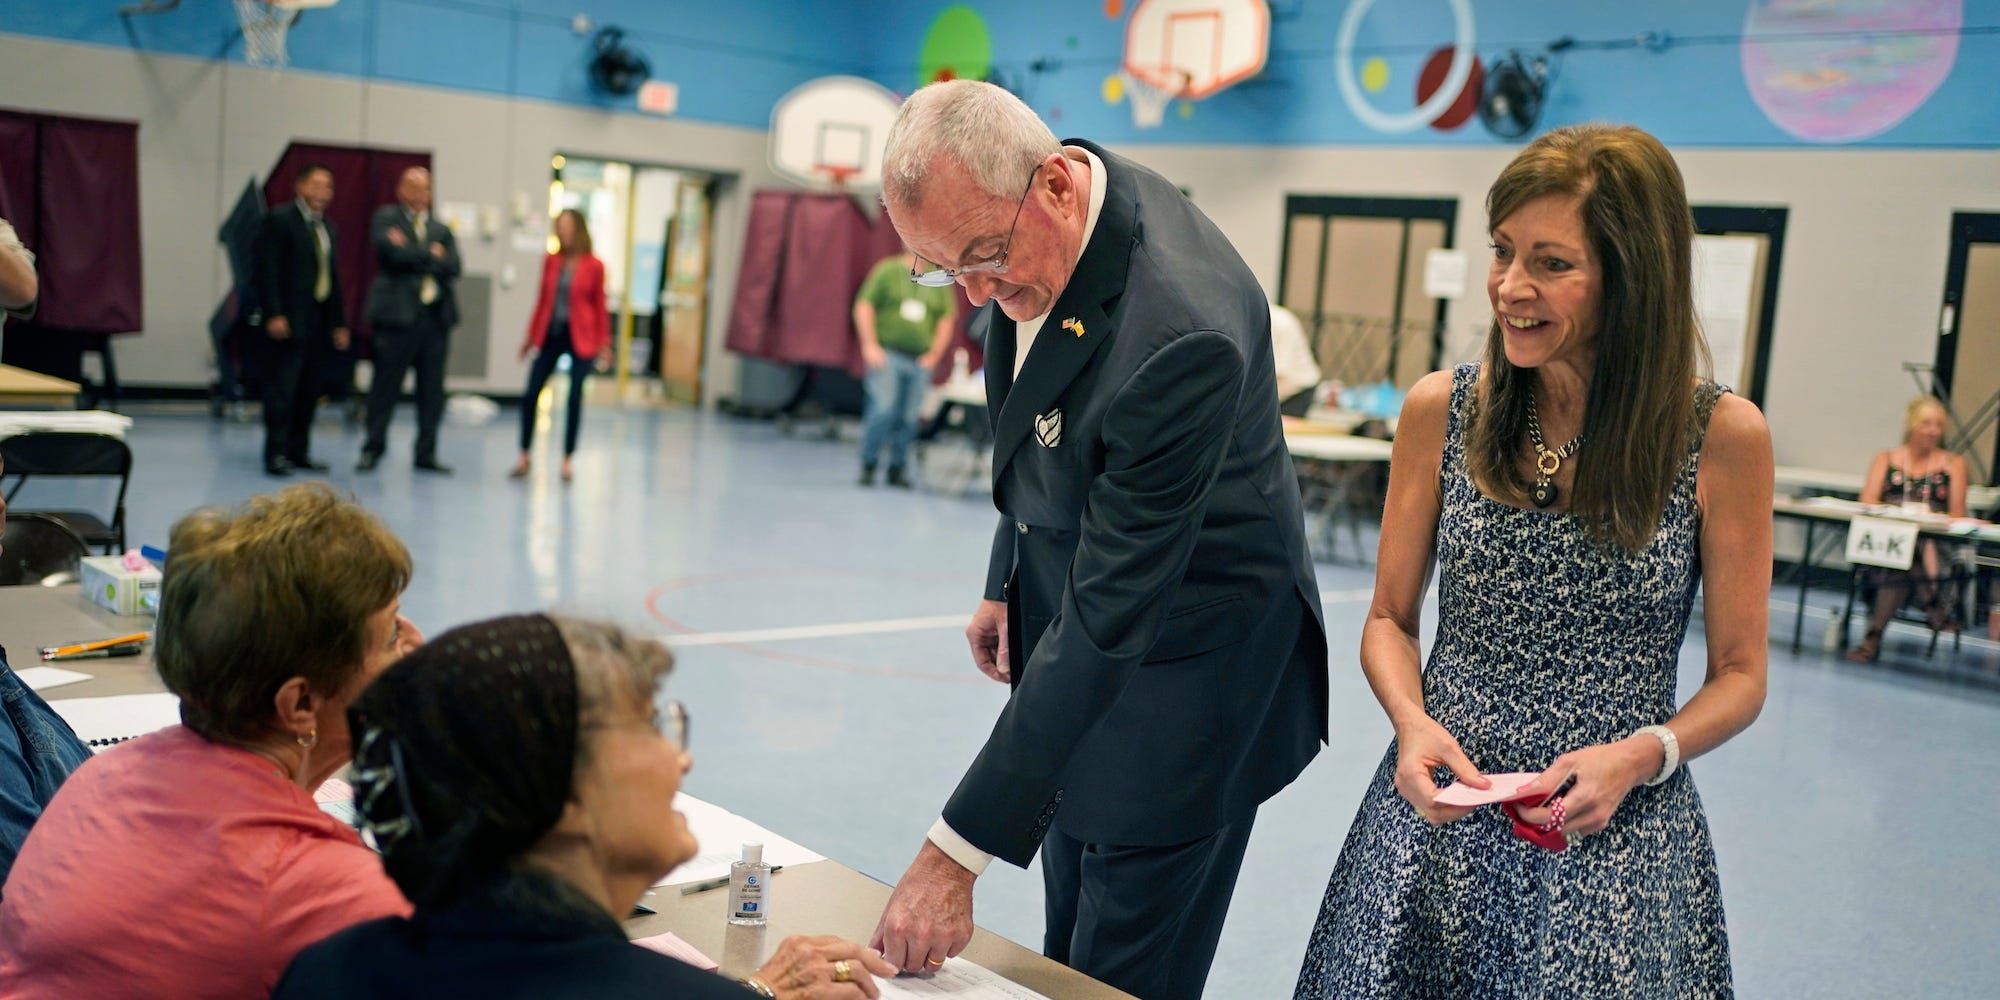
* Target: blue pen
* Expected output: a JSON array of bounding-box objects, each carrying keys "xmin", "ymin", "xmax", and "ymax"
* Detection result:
[{"xmin": 141, "ymin": 545, "xmax": 168, "ymax": 568}]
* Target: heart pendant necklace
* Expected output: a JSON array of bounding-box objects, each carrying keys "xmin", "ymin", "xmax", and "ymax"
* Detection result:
[{"xmin": 1527, "ymin": 394, "xmax": 1583, "ymax": 509}]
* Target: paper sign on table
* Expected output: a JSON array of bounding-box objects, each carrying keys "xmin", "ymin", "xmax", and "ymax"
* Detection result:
[
  {"xmin": 877, "ymin": 958, "xmax": 1053, "ymax": 999},
  {"xmin": 652, "ymin": 793, "xmax": 824, "ymax": 886},
  {"xmin": 631, "ymin": 931, "xmax": 718, "ymax": 970},
  {"xmin": 15, "ymin": 666, "xmax": 93, "ymax": 691}
]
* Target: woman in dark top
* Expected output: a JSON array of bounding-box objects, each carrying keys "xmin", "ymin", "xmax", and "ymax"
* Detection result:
[
  {"xmin": 1847, "ymin": 395, "xmax": 1970, "ymax": 662},
  {"xmin": 514, "ymin": 210, "xmax": 611, "ymax": 482},
  {"xmin": 274, "ymin": 614, "xmax": 894, "ymax": 999}
]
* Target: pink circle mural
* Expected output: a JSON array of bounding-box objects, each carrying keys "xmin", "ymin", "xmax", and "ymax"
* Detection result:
[{"xmin": 1742, "ymin": 0, "xmax": 1961, "ymax": 143}]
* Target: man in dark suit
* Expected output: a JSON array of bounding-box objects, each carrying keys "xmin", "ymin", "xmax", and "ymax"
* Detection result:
[
  {"xmin": 359, "ymin": 166, "xmax": 460, "ymax": 474},
  {"xmin": 254, "ymin": 163, "xmax": 350, "ymax": 476},
  {"xmin": 869, "ymin": 81, "xmax": 1328, "ymax": 1000}
]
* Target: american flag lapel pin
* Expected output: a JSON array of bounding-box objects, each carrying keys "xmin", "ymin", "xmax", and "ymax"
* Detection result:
[{"xmin": 1062, "ymin": 317, "xmax": 1084, "ymax": 338}]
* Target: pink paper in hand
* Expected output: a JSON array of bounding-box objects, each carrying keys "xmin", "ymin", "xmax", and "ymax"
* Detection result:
[{"xmin": 1431, "ymin": 772, "xmax": 1543, "ymax": 808}]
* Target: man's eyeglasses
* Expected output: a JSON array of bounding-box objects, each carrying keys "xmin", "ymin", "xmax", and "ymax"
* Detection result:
[{"xmin": 909, "ymin": 163, "xmax": 1043, "ymax": 287}]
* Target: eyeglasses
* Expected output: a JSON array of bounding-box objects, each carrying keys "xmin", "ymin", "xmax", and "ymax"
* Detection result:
[
  {"xmin": 591, "ymin": 698, "xmax": 689, "ymax": 750},
  {"xmin": 909, "ymin": 163, "xmax": 1042, "ymax": 287}
]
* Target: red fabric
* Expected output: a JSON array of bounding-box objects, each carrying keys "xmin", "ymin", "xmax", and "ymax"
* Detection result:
[
  {"xmin": 262, "ymin": 144, "xmax": 430, "ymax": 348},
  {"xmin": 523, "ymin": 253, "xmax": 610, "ymax": 359},
  {"xmin": 0, "ymin": 726, "xmax": 411, "ymax": 998},
  {"xmin": 726, "ymin": 190, "xmax": 907, "ymax": 376},
  {"xmin": 0, "ymin": 109, "xmax": 142, "ymax": 337}
]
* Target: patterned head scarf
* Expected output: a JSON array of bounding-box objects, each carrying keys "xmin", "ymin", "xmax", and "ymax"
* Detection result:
[{"xmin": 346, "ymin": 613, "xmax": 580, "ymax": 907}]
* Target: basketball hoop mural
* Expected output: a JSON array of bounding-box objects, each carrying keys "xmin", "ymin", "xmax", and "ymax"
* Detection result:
[
  {"xmin": 768, "ymin": 76, "xmax": 902, "ymax": 192},
  {"xmin": 1108, "ymin": 0, "xmax": 1269, "ymax": 129}
]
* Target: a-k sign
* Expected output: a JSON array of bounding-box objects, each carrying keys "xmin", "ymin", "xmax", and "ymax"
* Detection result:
[{"xmin": 1845, "ymin": 516, "xmax": 1920, "ymax": 570}]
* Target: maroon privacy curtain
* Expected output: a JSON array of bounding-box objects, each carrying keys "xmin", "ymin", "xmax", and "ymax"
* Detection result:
[
  {"xmin": 0, "ymin": 109, "xmax": 143, "ymax": 382},
  {"xmin": 726, "ymin": 190, "xmax": 905, "ymax": 375},
  {"xmin": 261, "ymin": 143, "xmax": 431, "ymax": 347}
]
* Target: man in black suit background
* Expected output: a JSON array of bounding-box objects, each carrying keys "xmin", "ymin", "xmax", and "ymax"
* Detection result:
[
  {"xmin": 869, "ymin": 81, "xmax": 1329, "ymax": 1000},
  {"xmin": 359, "ymin": 166, "xmax": 460, "ymax": 474},
  {"xmin": 254, "ymin": 162, "xmax": 349, "ymax": 476}
]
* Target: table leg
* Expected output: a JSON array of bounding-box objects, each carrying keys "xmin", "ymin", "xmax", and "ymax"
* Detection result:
[{"xmin": 1792, "ymin": 520, "xmax": 1814, "ymax": 654}]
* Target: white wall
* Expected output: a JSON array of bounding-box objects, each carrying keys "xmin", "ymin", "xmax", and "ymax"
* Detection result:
[
  {"xmin": 1122, "ymin": 142, "xmax": 2000, "ymax": 474},
  {"xmin": 0, "ymin": 33, "xmax": 785, "ymax": 403}
]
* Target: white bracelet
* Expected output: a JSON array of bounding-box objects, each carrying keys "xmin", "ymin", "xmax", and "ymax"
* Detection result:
[{"xmin": 1634, "ymin": 725, "xmax": 1679, "ymax": 786}]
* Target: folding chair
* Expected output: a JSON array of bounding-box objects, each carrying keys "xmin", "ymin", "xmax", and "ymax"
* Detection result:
[
  {"xmin": 0, "ymin": 432, "xmax": 132, "ymax": 555},
  {"xmin": 0, "ymin": 512, "xmax": 91, "ymax": 587}
]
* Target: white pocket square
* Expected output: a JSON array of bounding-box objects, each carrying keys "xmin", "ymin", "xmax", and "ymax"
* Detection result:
[{"xmin": 1034, "ymin": 409, "xmax": 1062, "ymax": 448}]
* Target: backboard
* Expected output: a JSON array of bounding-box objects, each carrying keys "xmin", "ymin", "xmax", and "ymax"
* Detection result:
[
  {"xmin": 1121, "ymin": 0, "xmax": 1268, "ymax": 99},
  {"xmin": 769, "ymin": 76, "xmax": 901, "ymax": 190}
]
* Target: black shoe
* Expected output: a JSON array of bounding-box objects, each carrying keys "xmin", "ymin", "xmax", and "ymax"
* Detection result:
[
  {"xmin": 859, "ymin": 464, "xmax": 877, "ymax": 486},
  {"xmin": 288, "ymin": 457, "xmax": 330, "ymax": 472},
  {"xmin": 413, "ymin": 460, "xmax": 454, "ymax": 476},
  {"xmin": 264, "ymin": 458, "xmax": 294, "ymax": 477},
  {"xmin": 885, "ymin": 466, "xmax": 913, "ymax": 489},
  {"xmin": 355, "ymin": 452, "xmax": 381, "ymax": 472}
]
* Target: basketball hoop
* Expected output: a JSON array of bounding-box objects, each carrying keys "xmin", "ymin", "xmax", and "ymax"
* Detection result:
[
  {"xmin": 233, "ymin": 0, "xmax": 337, "ymax": 69},
  {"xmin": 813, "ymin": 164, "xmax": 861, "ymax": 192},
  {"xmin": 1121, "ymin": 69, "xmax": 1186, "ymax": 130}
]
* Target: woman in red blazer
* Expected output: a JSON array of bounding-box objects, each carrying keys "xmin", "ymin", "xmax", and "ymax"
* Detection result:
[{"xmin": 512, "ymin": 209, "xmax": 610, "ymax": 481}]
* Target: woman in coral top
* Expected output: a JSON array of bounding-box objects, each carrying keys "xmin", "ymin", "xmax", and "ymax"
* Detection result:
[
  {"xmin": 0, "ymin": 484, "xmax": 423, "ymax": 998},
  {"xmin": 513, "ymin": 209, "xmax": 610, "ymax": 482}
]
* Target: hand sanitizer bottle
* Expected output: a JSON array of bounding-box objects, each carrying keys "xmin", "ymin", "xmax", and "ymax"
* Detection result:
[{"xmin": 728, "ymin": 841, "xmax": 770, "ymax": 926}]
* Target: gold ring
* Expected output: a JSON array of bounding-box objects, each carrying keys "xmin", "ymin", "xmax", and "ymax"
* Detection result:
[
  {"xmin": 926, "ymin": 957, "xmax": 946, "ymax": 967},
  {"xmin": 833, "ymin": 959, "xmax": 851, "ymax": 983}
]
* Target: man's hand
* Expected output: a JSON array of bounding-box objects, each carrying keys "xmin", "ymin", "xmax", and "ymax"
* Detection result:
[
  {"xmin": 331, "ymin": 327, "xmax": 351, "ymax": 351},
  {"xmin": 966, "ymin": 599, "xmax": 1008, "ymax": 683},
  {"xmin": 917, "ymin": 349, "xmax": 944, "ymax": 371},
  {"xmin": 387, "ymin": 227, "xmax": 409, "ymax": 248},
  {"xmin": 266, "ymin": 315, "xmax": 291, "ymax": 340},
  {"xmin": 518, "ymin": 341, "xmax": 535, "ymax": 362},
  {"xmin": 861, "ymin": 341, "xmax": 887, "ymax": 371},
  {"xmin": 429, "ymin": 241, "xmax": 446, "ymax": 259},
  {"xmin": 869, "ymin": 840, "xmax": 976, "ymax": 974}
]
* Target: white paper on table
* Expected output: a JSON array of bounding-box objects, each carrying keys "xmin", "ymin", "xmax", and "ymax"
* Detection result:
[
  {"xmin": 631, "ymin": 931, "xmax": 719, "ymax": 970},
  {"xmin": 14, "ymin": 666, "xmax": 93, "ymax": 691},
  {"xmin": 48, "ymin": 691, "xmax": 180, "ymax": 751},
  {"xmin": 651, "ymin": 793, "xmax": 825, "ymax": 886},
  {"xmin": 877, "ymin": 958, "xmax": 1054, "ymax": 999}
]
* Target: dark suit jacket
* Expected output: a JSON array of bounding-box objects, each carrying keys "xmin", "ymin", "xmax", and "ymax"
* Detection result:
[
  {"xmin": 365, "ymin": 204, "xmax": 462, "ymax": 330},
  {"xmin": 942, "ymin": 141, "xmax": 1329, "ymax": 867},
  {"xmin": 254, "ymin": 202, "xmax": 345, "ymax": 334}
]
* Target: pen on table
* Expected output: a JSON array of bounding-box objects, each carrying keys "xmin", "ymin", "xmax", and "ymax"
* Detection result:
[
  {"xmin": 40, "ymin": 633, "xmax": 150, "ymax": 661},
  {"xmin": 679, "ymin": 865, "xmax": 783, "ymax": 895}
]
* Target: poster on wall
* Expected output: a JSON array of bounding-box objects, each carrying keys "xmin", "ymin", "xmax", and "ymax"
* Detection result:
[{"xmin": 1693, "ymin": 234, "xmax": 1761, "ymax": 390}]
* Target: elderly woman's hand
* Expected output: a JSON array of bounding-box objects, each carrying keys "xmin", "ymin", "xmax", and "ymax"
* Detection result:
[{"xmin": 747, "ymin": 935, "xmax": 898, "ymax": 999}]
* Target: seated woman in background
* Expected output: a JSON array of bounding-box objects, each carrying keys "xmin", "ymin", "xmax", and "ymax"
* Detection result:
[
  {"xmin": 0, "ymin": 483, "xmax": 422, "ymax": 996},
  {"xmin": 1848, "ymin": 395, "xmax": 1970, "ymax": 662},
  {"xmin": 276, "ymin": 614, "xmax": 895, "ymax": 999}
]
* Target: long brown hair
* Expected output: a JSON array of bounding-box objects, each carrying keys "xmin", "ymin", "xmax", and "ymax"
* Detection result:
[
  {"xmin": 1467, "ymin": 124, "xmax": 1711, "ymax": 552},
  {"xmin": 556, "ymin": 208, "xmax": 593, "ymax": 256}
]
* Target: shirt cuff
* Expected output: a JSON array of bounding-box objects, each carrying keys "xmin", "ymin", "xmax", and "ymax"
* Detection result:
[{"xmin": 926, "ymin": 817, "xmax": 993, "ymax": 877}]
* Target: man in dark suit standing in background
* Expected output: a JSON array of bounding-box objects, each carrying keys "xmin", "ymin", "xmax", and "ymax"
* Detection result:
[
  {"xmin": 359, "ymin": 166, "xmax": 460, "ymax": 474},
  {"xmin": 254, "ymin": 162, "xmax": 349, "ymax": 476},
  {"xmin": 869, "ymin": 81, "xmax": 1329, "ymax": 1000}
]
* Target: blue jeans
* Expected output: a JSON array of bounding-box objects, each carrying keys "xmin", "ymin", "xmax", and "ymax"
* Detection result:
[
  {"xmin": 2, "ymin": 647, "xmax": 93, "ymax": 888},
  {"xmin": 860, "ymin": 350, "xmax": 926, "ymax": 470}
]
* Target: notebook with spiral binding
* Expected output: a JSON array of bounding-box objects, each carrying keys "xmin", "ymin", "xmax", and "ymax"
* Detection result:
[{"xmin": 48, "ymin": 692, "xmax": 180, "ymax": 751}]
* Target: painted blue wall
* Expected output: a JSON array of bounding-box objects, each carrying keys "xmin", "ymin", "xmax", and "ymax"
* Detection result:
[
  {"xmin": 0, "ymin": 0, "xmax": 874, "ymax": 127},
  {"xmin": 2, "ymin": 1, "xmax": 1994, "ymax": 146},
  {"xmin": 864, "ymin": 1, "xmax": 1999, "ymax": 147}
]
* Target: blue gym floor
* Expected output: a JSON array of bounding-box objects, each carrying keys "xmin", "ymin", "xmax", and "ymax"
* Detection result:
[{"xmin": 32, "ymin": 396, "xmax": 2000, "ymax": 998}]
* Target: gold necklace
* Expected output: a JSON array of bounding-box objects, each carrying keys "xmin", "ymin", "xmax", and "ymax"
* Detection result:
[{"xmin": 1526, "ymin": 394, "xmax": 1584, "ymax": 508}]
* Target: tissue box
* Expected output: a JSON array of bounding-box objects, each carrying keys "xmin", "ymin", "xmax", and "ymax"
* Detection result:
[{"xmin": 80, "ymin": 556, "xmax": 161, "ymax": 616}]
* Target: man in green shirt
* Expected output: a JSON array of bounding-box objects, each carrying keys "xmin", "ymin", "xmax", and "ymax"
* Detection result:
[{"xmin": 854, "ymin": 248, "xmax": 957, "ymax": 486}]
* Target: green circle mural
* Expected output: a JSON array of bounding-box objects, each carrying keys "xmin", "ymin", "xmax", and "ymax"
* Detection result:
[{"xmin": 918, "ymin": 6, "xmax": 993, "ymax": 88}]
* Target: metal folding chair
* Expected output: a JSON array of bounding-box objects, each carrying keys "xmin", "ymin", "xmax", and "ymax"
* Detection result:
[{"xmin": 0, "ymin": 432, "xmax": 133, "ymax": 555}]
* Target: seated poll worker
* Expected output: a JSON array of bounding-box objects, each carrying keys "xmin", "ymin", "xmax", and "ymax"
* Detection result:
[
  {"xmin": 0, "ymin": 484, "xmax": 423, "ymax": 996},
  {"xmin": 275, "ymin": 613, "xmax": 895, "ymax": 1000},
  {"xmin": 867, "ymin": 81, "xmax": 1328, "ymax": 1000},
  {"xmin": 1846, "ymin": 394, "xmax": 1971, "ymax": 662}
]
